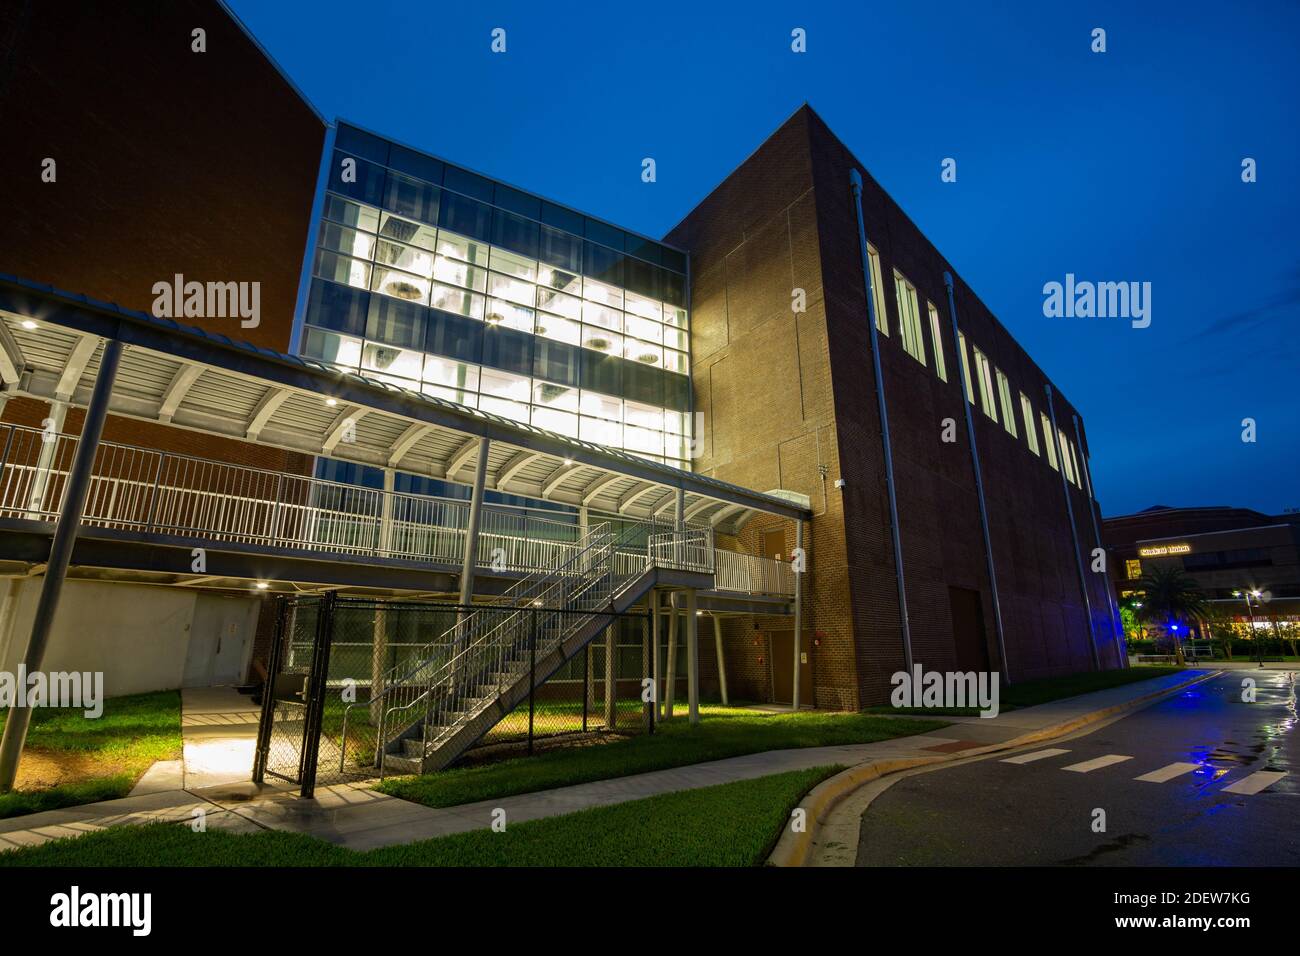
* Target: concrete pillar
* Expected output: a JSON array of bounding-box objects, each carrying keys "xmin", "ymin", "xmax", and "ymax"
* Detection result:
[
  {"xmin": 686, "ymin": 588, "xmax": 699, "ymax": 724},
  {"xmin": 0, "ymin": 339, "xmax": 122, "ymax": 792},
  {"xmin": 712, "ymin": 613, "xmax": 729, "ymax": 705},
  {"xmin": 457, "ymin": 437, "xmax": 490, "ymax": 609},
  {"xmin": 650, "ymin": 588, "xmax": 662, "ymax": 717},
  {"xmin": 603, "ymin": 624, "xmax": 616, "ymax": 728},
  {"xmin": 24, "ymin": 402, "xmax": 68, "ymax": 519},
  {"xmin": 665, "ymin": 592, "xmax": 678, "ymax": 718},
  {"xmin": 369, "ymin": 603, "xmax": 388, "ymax": 724},
  {"xmin": 792, "ymin": 519, "xmax": 803, "ymax": 711},
  {"xmin": 378, "ymin": 467, "xmax": 395, "ymax": 556}
]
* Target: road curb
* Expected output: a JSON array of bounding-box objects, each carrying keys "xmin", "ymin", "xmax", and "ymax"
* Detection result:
[{"xmin": 766, "ymin": 669, "xmax": 1220, "ymax": 867}]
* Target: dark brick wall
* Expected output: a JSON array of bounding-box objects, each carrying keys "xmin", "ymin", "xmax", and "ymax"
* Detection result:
[
  {"xmin": 668, "ymin": 106, "xmax": 1122, "ymax": 707},
  {"xmin": 0, "ymin": 0, "xmax": 324, "ymax": 469}
]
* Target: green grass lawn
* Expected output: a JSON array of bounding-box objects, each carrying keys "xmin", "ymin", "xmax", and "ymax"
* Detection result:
[
  {"xmin": 0, "ymin": 690, "xmax": 182, "ymax": 819},
  {"xmin": 866, "ymin": 664, "xmax": 1186, "ymax": 716},
  {"xmin": 0, "ymin": 765, "xmax": 840, "ymax": 867},
  {"xmin": 376, "ymin": 706, "xmax": 944, "ymax": 809}
]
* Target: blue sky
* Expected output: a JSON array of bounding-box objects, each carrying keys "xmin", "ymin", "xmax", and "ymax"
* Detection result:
[{"xmin": 229, "ymin": 0, "xmax": 1300, "ymax": 517}]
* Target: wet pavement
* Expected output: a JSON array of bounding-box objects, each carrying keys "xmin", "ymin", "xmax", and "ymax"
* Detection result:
[{"xmin": 857, "ymin": 670, "xmax": 1298, "ymax": 866}]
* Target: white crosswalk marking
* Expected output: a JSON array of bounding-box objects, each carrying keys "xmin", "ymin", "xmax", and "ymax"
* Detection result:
[
  {"xmin": 1222, "ymin": 770, "xmax": 1288, "ymax": 796},
  {"xmin": 1001, "ymin": 748, "xmax": 1071, "ymax": 765},
  {"xmin": 1062, "ymin": 754, "xmax": 1132, "ymax": 773},
  {"xmin": 1135, "ymin": 762, "xmax": 1200, "ymax": 783}
]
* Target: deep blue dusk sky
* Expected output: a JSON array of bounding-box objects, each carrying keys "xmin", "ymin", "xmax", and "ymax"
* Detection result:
[{"xmin": 229, "ymin": 0, "xmax": 1299, "ymax": 518}]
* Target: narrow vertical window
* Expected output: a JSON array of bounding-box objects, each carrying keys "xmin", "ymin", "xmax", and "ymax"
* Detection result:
[
  {"xmin": 1020, "ymin": 393, "xmax": 1040, "ymax": 455},
  {"xmin": 1070, "ymin": 440, "xmax": 1083, "ymax": 489},
  {"xmin": 957, "ymin": 331, "xmax": 974, "ymax": 404},
  {"xmin": 867, "ymin": 244, "xmax": 888, "ymax": 336},
  {"xmin": 973, "ymin": 346, "xmax": 997, "ymax": 421},
  {"xmin": 892, "ymin": 270, "xmax": 926, "ymax": 365},
  {"xmin": 1041, "ymin": 413, "xmax": 1059, "ymax": 470},
  {"xmin": 1058, "ymin": 428, "xmax": 1075, "ymax": 484},
  {"xmin": 927, "ymin": 302, "xmax": 947, "ymax": 381},
  {"xmin": 995, "ymin": 369, "xmax": 1017, "ymax": 437}
]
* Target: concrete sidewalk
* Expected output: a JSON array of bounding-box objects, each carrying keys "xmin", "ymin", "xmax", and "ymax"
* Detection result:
[{"xmin": 0, "ymin": 669, "xmax": 1215, "ymax": 857}]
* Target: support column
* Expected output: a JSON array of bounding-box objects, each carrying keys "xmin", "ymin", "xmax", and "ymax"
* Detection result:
[
  {"xmin": 944, "ymin": 272, "xmax": 1011, "ymax": 685},
  {"xmin": 369, "ymin": 602, "xmax": 387, "ymax": 724},
  {"xmin": 603, "ymin": 624, "xmax": 616, "ymax": 728},
  {"xmin": 665, "ymin": 592, "xmax": 678, "ymax": 718},
  {"xmin": 1073, "ymin": 414, "xmax": 1125, "ymax": 669},
  {"xmin": 0, "ymin": 577, "xmax": 25, "ymax": 669},
  {"xmin": 712, "ymin": 614, "xmax": 729, "ymax": 706},
  {"xmin": 849, "ymin": 169, "xmax": 913, "ymax": 673},
  {"xmin": 23, "ymin": 402, "xmax": 68, "ymax": 520},
  {"xmin": 378, "ymin": 467, "xmax": 395, "ymax": 556},
  {"xmin": 650, "ymin": 588, "xmax": 662, "ymax": 717},
  {"xmin": 674, "ymin": 486, "xmax": 685, "ymax": 566},
  {"xmin": 686, "ymin": 587, "xmax": 699, "ymax": 724},
  {"xmin": 792, "ymin": 519, "xmax": 804, "ymax": 711},
  {"xmin": 1045, "ymin": 384, "xmax": 1101, "ymax": 671},
  {"xmin": 457, "ymin": 437, "xmax": 490, "ymax": 609},
  {"xmin": 0, "ymin": 339, "xmax": 122, "ymax": 792}
]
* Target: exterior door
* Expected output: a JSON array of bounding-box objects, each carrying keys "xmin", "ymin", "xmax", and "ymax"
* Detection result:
[
  {"xmin": 183, "ymin": 594, "xmax": 256, "ymax": 687},
  {"xmin": 770, "ymin": 628, "xmax": 813, "ymax": 705},
  {"xmin": 948, "ymin": 586, "xmax": 992, "ymax": 673}
]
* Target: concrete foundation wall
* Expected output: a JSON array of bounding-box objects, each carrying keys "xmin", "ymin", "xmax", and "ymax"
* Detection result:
[{"xmin": 0, "ymin": 580, "xmax": 261, "ymax": 696}]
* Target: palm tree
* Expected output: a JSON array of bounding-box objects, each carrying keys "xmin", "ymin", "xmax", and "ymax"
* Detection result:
[{"xmin": 1135, "ymin": 565, "xmax": 1207, "ymax": 665}]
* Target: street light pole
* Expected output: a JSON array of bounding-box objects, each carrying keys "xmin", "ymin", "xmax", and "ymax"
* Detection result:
[{"xmin": 1235, "ymin": 589, "xmax": 1261, "ymax": 667}]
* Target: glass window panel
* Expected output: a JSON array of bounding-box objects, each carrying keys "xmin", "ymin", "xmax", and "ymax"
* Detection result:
[
  {"xmin": 533, "ymin": 337, "xmax": 581, "ymax": 386},
  {"xmin": 536, "ymin": 287, "xmax": 582, "ymax": 320},
  {"xmin": 366, "ymin": 295, "xmax": 425, "ymax": 348},
  {"xmin": 663, "ymin": 373, "xmax": 691, "ymax": 412},
  {"xmin": 436, "ymin": 229, "xmax": 489, "ymax": 266},
  {"xmin": 927, "ymin": 302, "xmax": 948, "ymax": 382},
  {"xmin": 422, "ymin": 383, "xmax": 478, "ymax": 408},
  {"xmin": 584, "ymin": 241, "xmax": 624, "ymax": 287},
  {"xmin": 624, "ymin": 424, "xmax": 662, "ymax": 455},
  {"xmin": 622, "ymin": 360, "xmax": 664, "ymax": 407},
  {"xmin": 387, "ymin": 144, "xmax": 443, "ymax": 184},
  {"xmin": 582, "ymin": 326, "xmax": 622, "ymax": 354},
  {"xmin": 423, "ymin": 356, "xmax": 480, "ymax": 392},
  {"xmin": 433, "ymin": 255, "xmax": 487, "ymax": 293},
  {"xmin": 382, "ymin": 171, "xmax": 439, "ymax": 225},
  {"xmin": 663, "ymin": 325, "xmax": 688, "ymax": 351},
  {"xmin": 480, "ymin": 395, "xmax": 530, "ymax": 423},
  {"xmin": 335, "ymin": 124, "xmax": 390, "ymax": 164},
  {"xmin": 329, "ymin": 151, "xmax": 386, "ymax": 206},
  {"xmin": 442, "ymin": 165, "xmax": 494, "ymax": 202},
  {"xmin": 318, "ymin": 221, "xmax": 376, "ymax": 260},
  {"xmin": 534, "ymin": 313, "xmax": 580, "ymax": 346},
  {"xmin": 371, "ymin": 265, "xmax": 430, "ymax": 304},
  {"xmin": 624, "ymin": 233, "xmax": 662, "ymax": 265},
  {"xmin": 480, "ymin": 368, "xmax": 531, "ymax": 402},
  {"xmin": 425, "ymin": 310, "xmax": 483, "ymax": 364},
  {"xmin": 664, "ymin": 410, "xmax": 689, "ymax": 435},
  {"xmin": 663, "ymin": 305, "xmax": 688, "ymax": 328},
  {"xmin": 625, "ymin": 338, "xmax": 662, "ymax": 367},
  {"xmin": 540, "ymin": 201, "xmax": 584, "ymax": 235},
  {"xmin": 584, "ymin": 218, "xmax": 623, "ymax": 249},
  {"xmin": 662, "ymin": 349, "xmax": 688, "ymax": 374},
  {"xmin": 438, "ymin": 191, "xmax": 492, "ymax": 242},
  {"xmin": 660, "ymin": 246, "xmax": 687, "ymax": 275},
  {"xmin": 377, "ymin": 212, "xmax": 436, "ymax": 251},
  {"xmin": 531, "ymin": 407, "xmax": 579, "ymax": 438},
  {"xmin": 624, "ymin": 256, "xmax": 661, "ymax": 300},
  {"xmin": 302, "ymin": 327, "xmax": 363, "ymax": 370},
  {"xmin": 533, "ymin": 380, "xmax": 579, "ymax": 411},
  {"xmin": 322, "ymin": 194, "xmax": 380, "ymax": 233},
  {"xmin": 489, "ymin": 247, "xmax": 537, "ymax": 282},
  {"xmin": 430, "ymin": 283, "xmax": 485, "ymax": 319},
  {"xmin": 374, "ymin": 239, "xmax": 434, "ymax": 278},
  {"xmin": 485, "ymin": 297, "xmax": 534, "ymax": 334},
  {"xmin": 362, "ymin": 341, "xmax": 424, "ymax": 380},
  {"xmin": 493, "ymin": 182, "xmax": 541, "ymax": 218},
  {"xmin": 481, "ymin": 325, "xmax": 534, "ymax": 375},
  {"xmin": 582, "ymin": 301, "xmax": 623, "ymax": 331},
  {"xmin": 306, "ymin": 278, "xmax": 369, "ymax": 336},
  {"xmin": 662, "ymin": 270, "xmax": 686, "ymax": 308},
  {"xmin": 624, "ymin": 314, "xmax": 662, "ymax": 344},
  {"xmin": 487, "ymin": 271, "xmax": 535, "ymax": 306},
  {"xmin": 624, "ymin": 400, "xmax": 663, "ymax": 431},
  {"xmin": 583, "ymin": 278, "xmax": 623, "ymax": 309},
  {"xmin": 579, "ymin": 391, "xmax": 622, "ymax": 421},
  {"xmin": 664, "ymin": 432, "xmax": 690, "ymax": 462},
  {"xmin": 537, "ymin": 265, "xmax": 582, "ymax": 295},
  {"xmin": 623, "ymin": 291, "xmax": 661, "ymax": 321},
  {"xmin": 492, "ymin": 208, "xmax": 540, "ymax": 259},
  {"xmin": 314, "ymin": 248, "xmax": 371, "ymax": 290},
  {"xmin": 580, "ymin": 415, "xmax": 622, "ymax": 447},
  {"xmin": 539, "ymin": 225, "xmax": 582, "ymax": 273}
]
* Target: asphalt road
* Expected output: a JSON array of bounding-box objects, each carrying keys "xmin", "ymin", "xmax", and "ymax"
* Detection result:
[{"xmin": 857, "ymin": 670, "xmax": 1299, "ymax": 866}]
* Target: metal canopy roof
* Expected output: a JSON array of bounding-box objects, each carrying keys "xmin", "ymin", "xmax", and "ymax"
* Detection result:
[{"xmin": 0, "ymin": 275, "xmax": 809, "ymax": 529}]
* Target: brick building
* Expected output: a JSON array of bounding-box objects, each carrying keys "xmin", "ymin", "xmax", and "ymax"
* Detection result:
[{"xmin": 0, "ymin": 1, "xmax": 1119, "ymax": 723}]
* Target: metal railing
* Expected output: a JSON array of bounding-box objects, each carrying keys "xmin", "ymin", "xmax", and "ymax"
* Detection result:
[{"xmin": 0, "ymin": 423, "xmax": 794, "ymax": 597}]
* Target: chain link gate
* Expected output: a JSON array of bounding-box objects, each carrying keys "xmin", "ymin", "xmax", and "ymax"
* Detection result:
[{"xmin": 253, "ymin": 595, "xmax": 653, "ymax": 797}]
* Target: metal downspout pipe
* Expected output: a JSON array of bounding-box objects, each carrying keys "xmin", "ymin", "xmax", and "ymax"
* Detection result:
[
  {"xmin": 943, "ymin": 273, "xmax": 1011, "ymax": 685},
  {"xmin": 1044, "ymin": 384, "xmax": 1101, "ymax": 670},
  {"xmin": 1072, "ymin": 414, "xmax": 1125, "ymax": 668},
  {"xmin": 849, "ymin": 169, "xmax": 913, "ymax": 674}
]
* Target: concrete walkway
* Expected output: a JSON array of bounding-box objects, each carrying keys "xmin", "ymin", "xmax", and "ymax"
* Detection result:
[{"xmin": 0, "ymin": 670, "xmax": 1215, "ymax": 857}]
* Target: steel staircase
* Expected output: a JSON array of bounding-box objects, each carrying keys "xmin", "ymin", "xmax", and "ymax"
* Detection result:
[{"xmin": 373, "ymin": 519, "xmax": 713, "ymax": 776}]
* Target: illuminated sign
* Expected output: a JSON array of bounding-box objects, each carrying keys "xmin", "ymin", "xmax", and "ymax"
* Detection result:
[{"xmin": 1138, "ymin": 543, "xmax": 1191, "ymax": 557}]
